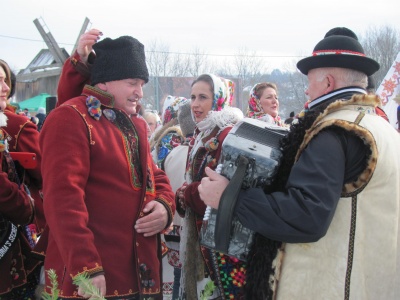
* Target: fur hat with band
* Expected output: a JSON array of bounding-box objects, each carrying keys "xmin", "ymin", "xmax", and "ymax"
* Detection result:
[
  {"xmin": 297, "ymin": 27, "xmax": 380, "ymax": 76},
  {"xmin": 91, "ymin": 36, "xmax": 149, "ymax": 86}
]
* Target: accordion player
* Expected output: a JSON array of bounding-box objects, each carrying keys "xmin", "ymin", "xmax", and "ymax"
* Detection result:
[{"xmin": 199, "ymin": 117, "xmax": 288, "ymax": 261}]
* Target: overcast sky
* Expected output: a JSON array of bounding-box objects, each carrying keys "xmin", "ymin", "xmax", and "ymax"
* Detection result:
[{"xmin": 2, "ymin": 0, "xmax": 399, "ymax": 73}]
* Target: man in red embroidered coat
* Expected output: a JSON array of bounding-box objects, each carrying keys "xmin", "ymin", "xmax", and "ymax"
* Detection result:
[{"xmin": 39, "ymin": 34, "xmax": 175, "ymax": 300}]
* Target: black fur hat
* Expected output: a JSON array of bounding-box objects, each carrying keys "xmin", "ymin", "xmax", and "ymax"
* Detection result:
[
  {"xmin": 297, "ymin": 27, "xmax": 379, "ymax": 76},
  {"xmin": 91, "ymin": 36, "xmax": 149, "ymax": 86}
]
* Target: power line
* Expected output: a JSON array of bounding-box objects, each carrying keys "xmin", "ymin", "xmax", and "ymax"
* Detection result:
[
  {"xmin": 0, "ymin": 34, "xmax": 73, "ymax": 46},
  {"xmin": 0, "ymin": 34, "xmax": 303, "ymax": 59},
  {"xmin": 148, "ymin": 50, "xmax": 302, "ymax": 58}
]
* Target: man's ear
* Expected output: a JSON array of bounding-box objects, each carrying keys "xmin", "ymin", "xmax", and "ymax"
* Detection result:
[
  {"xmin": 326, "ymin": 74, "xmax": 335, "ymax": 93},
  {"xmin": 97, "ymin": 82, "xmax": 107, "ymax": 91}
]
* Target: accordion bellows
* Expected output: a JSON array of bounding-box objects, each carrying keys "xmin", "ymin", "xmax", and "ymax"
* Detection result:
[{"xmin": 200, "ymin": 118, "xmax": 287, "ymax": 261}]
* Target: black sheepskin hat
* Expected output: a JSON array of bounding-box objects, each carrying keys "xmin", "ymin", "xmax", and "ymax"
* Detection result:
[
  {"xmin": 91, "ymin": 36, "xmax": 149, "ymax": 86},
  {"xmin": 297, "ymin": 27, "xmax": 380, "ymax": 76}
]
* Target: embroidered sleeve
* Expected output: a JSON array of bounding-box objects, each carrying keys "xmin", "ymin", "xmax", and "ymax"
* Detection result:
[
  {"xmin": 70, "ymin": 51, "xmax": 94, "ymax": 78},
  {"xmin": 57, "ymin": 52, "xmax": 92, "ymax": 106},
  {"xmin": 71, "ymin": 264, "xmax": 104, "ymax": 279}
]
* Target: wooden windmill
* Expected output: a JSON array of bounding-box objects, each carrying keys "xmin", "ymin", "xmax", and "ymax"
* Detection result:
[{"xmin": 15, "ymin": 17, "xmax": 91, "ymax": 102}]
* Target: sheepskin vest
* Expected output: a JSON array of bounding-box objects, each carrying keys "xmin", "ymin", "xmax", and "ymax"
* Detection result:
[{"xmin": 276, "ymin": 95, "xmax": 400, "ymax": 300}]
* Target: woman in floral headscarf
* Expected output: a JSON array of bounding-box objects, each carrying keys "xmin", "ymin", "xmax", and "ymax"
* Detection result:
[
  {"xmin": 176, "ymin": 74, "xmax": 243, "ymax": 299},
  {"xmin": 247, "ymin": 82, "xmax": 283, "ymax": 126},
  {"xmin": 150, "ymin": 95, "xmax": 187, "ymax": 169}
]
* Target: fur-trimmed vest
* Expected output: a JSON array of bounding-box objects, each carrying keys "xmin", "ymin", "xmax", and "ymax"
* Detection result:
[{"xmin": 276, "ymin": 95, "xmax": 400, "ymax": 300}]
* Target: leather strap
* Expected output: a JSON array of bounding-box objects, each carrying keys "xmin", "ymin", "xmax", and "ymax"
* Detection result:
[{"xmin": 215, "ymin": 155, "xmax": 249, "ymax": 253}]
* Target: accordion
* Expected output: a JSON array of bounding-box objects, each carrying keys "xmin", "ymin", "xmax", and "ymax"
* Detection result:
[{"xmin": 199, "ymin": 117, "xmax": 287, "ymax": 261}]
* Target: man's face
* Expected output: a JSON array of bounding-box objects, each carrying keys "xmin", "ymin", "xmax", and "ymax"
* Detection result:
[
  {"xmin": 104, "ymin": 78, "xmax": 145, "ymax": 115},
  {"xmin": 305, "ymin": 69, "xmax": 328, "ymax": 102}
]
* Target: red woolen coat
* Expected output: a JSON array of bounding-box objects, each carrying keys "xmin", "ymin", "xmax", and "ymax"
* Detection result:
[
  {"xmin": 39, "ymin": 84, "xmax": 175, "ymax": 299},
  {"xmin": 0, "ymin": 115, "xmax": 43, "ymax": 296},
  {"xmin": 3, "ymin": 107, "xmax": 45, "ymax": 233},
  {"xmin": 0, "ymin": 155, "xmax": 40, "ymax": 296}
]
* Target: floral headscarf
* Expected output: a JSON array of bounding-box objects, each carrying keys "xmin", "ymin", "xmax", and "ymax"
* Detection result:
[
  {"xmin": 207, "ymin": 74, "xmax": 234, "ymax": 112},
  {"xmin": 247, "ymin": 83, "xmax": 264, "ymax": 119},
  {"xmin": 162, "ymin": 95, "xmax": 188, "ymax": 125},
  {"xmin": 246, "ymin": 82, "xmax": 283, "ymax": 126}
]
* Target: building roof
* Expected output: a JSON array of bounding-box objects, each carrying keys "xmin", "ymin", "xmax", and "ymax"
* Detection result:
[
  {"xmin": 17, "ymin": 48, "xmax": 69, "ymax": 81},
  {"xmin": 19, "ymin": 48, "xmax": 69, "ymax": 74}
]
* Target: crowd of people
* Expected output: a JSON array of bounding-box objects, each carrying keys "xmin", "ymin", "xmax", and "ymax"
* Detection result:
[{"xmin": 1, "ymin": 25, "xmax": 399, "ymax": 300}]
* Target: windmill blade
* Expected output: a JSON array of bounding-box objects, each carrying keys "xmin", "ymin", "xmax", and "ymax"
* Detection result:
[
  {"xmin": 71, "ymin": 17, "xmax": 92, "ymax": 55},
  {"xmin": 33, "ymin": 17, "xmax": 68, "ymax": 64}
]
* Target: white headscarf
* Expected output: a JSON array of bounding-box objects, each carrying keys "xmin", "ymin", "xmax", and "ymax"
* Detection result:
[{"xmin": 0, "ymin": 111, "xmax": 8, "ymax": 127}]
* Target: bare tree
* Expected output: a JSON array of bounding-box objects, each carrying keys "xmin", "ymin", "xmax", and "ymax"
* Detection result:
[
  {"xmin": 360, "ymin": 25, "xmax": 400, "ymax": 86},
  {"xmin": 280, "ymin": 59, "xmax": 308, "ymax": 109},
  {"xmin": 187, "ymin": 47, "xmax": 209, "ymax": 77},
  {"xmin": 228, "ymin": 48, "xmax": 269, "ymax": 110},
  {"xmin": 233, "ymin": 47, "xmax": 267, "ymax": 87},
  {"xmin": 204, "ymin": 57, "xmax": 221, "ymax": 75},
  {"xmin": 146, "ymin": 39, "xmax": 171, "ymax": 77},
  {"xmin": 169, "ymin": 52, "xmax": 191, "ymax": 77},
  {"xmin": 213, "ymin": 57, "xmax": 234, "ymax": 77}
]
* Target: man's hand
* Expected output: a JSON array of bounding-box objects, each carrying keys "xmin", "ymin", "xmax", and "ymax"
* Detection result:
[
  {"xmin": 77, "ymin": 29, "xmax": 103, "ymax": 63},
  {"xmin": 198, "ymin": 167, "xmax": 229, "ymax": 209},
  {"xmin": 77, "ymin": 274, "xmax": 106, "ymax": 299},
  {"xmin": 135, "ymin": 201, "xmax": 168, "ymax": 236}
]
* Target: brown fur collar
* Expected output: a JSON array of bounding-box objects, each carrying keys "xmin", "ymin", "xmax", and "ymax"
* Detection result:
[{"xmin": 296, "ymin": 94, "xmax": 379, "ymax": 196}]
